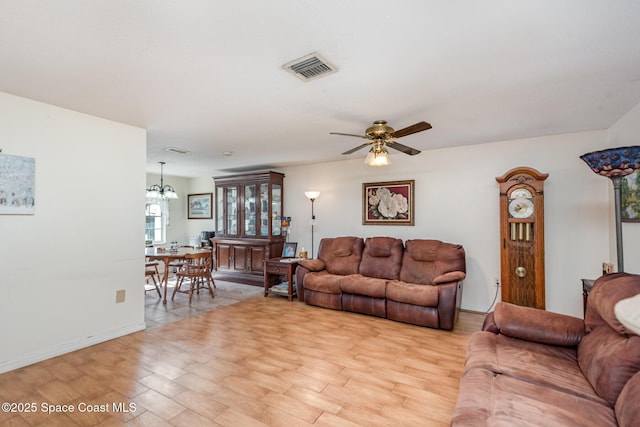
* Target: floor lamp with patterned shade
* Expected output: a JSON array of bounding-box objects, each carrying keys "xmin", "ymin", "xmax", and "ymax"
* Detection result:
[{"xmin": 580, "ymin": 146, "xmax": 640, "ymax": 272}]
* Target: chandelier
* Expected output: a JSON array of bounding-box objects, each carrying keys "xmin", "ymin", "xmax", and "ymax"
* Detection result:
[{"xmin": 146, "ymin": 161, "xmax": 178, "ymax": 199}]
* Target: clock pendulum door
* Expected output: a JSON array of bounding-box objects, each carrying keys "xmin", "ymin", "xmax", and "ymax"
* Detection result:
[{"xmin": 496, "ymin": 167, "xmax": 548, "ymax": 309}]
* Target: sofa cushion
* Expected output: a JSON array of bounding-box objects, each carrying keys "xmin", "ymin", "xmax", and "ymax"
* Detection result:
[
  {"xmin": 317, "ymin": 237, "xmax": 364, "ymax": 276},
  {"xmin": 465, "ymin": 331, "xmax": 605, "ymax": 404},
  {"xmin": 386, "ymin": 280, "xmax": 439, "ymax": 307},
  {"xmin": 341, "ymin": 274, "xmax": 387, "ymax": 298},
  {"xmin": 586, "ymin": 272, "xmax": 640, "ymax": 334},
  {"xmin": 359, "ymin": 237, "xmax": 403, "ymax": 280},
  {"xmin": 452, "ymin": 368, "xmax": 618, "ymax": 427},
  {"xmin": 578, "ymin": 273, "xmax": 640, "ymax": 407},
  {"xmin": 577, "ymin": 326, "xmax": 640, "ymax": 407},
  {"xmin": 399, "ymin": 239, "xmax": 465, "ymax": 285},
  {"xmin": 303, "ymin": 271, "xmax": 342, "ymax": 294},
  {"xmin": 616, "ymin": 371, "xmax": 640, "ymax": 427},
  {"xmin": 367, "ymin": 238, "xmax": 393, "ymax": 257}
]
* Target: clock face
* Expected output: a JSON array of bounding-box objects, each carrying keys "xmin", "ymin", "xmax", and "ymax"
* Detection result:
[
  {"xmin": 511, "ymin": 188, "xmax": 532, "ymax": 199},
  {"xmin": 508, "ymin": 197, "xmax": 534, "ymax": 219}
]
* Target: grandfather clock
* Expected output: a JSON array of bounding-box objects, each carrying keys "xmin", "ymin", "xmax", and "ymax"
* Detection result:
[{"xmin": 496, "ymin": 167, "xmax": 548, "ymax": 309}]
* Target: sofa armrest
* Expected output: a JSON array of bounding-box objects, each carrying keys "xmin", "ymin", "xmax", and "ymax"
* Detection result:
[
  {"xmin": 491, "ymin": 302, "xmax": 586, "ymax": 347},
  {"xmin": 433, "ymin": 270, "xmax": 466, "ymax": 285},
  {"xmin": 482, "ymin": 311, "xmax": 499, "ymax": 333},
  {"xmin": 298, "ymin": 259, "xmax": 326, "ymax": 272},
  {"xmin": 295, "ymin": 260, "xmax": 327, "ymax": 303},
  {"xmin": 295, "ymin": 265, "xmax": 310, "ymax": 303}
]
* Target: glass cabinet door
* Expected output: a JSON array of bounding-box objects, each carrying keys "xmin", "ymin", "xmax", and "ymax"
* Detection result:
[
  {"xmin": 272, "ymin": 184, "xmax": 282, "ymax": 236},
  {"xmin": 260, "ymin": 183, "xmax": 269, "ymax": 237},
  {"xmin": 216, "ymin": 186, "xmax": 224, "ymax": 235},
  {"xmin": 226, "ymin": 186, "xmax": 238, "ymax": 235},
  {"xmin": 244, "ymin": 184, "xmax": 256, "ymax": 236},
  {"xmin": 214, "ymin": 172, "xmax": 284, "ymax": 241}
]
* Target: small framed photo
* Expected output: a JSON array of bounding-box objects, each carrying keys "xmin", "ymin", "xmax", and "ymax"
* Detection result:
[
  {"xmin": 282, "ymin": 242, "xmax": 297, "ymax": 258},
  {"xmin": 188, "ymin": 193, "xmax": 213, "ymax": 219},
  {"xmin": 363, "ymin": 180, "xmax": 415, "ymax": 225}
]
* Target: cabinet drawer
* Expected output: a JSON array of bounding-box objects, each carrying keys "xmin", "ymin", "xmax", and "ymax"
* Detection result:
[{"xmin": 266, "ymin": 264, "xmax": 289, "ymax": 275}]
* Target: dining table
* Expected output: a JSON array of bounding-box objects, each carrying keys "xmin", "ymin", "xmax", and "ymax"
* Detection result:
[{"xmin": 145, "ymin": 246, "xmax": 213, "ymax": 304}]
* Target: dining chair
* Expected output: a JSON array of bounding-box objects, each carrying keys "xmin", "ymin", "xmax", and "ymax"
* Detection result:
[
  {"xmin": 145, "ymin": 261, "xmax": 162, "ymax": 297},
  {"xmin": 171, "ymin": 251, "xmax": 215, "ymax": 303}
]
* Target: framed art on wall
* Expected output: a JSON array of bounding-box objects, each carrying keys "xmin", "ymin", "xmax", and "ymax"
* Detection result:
[
  {"xmin": 622, "ymin": 169, "xmax": 640, "ymax": 222},
  {"xmin": 0, "ymin": 154, "xmax": 35, "ymax": 215},
  {"xmin": 188, "ymin": 193, "xmax": 213, "ymax": 219},
  {"xmin": 363, "ymin": 179, "xmax": 414, "ymax": 225}
]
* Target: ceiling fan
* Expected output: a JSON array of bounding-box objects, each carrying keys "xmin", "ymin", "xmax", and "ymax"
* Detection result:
[{"xmin": 330, "ymin": 120, "xmax": 432, "ymax": 163}]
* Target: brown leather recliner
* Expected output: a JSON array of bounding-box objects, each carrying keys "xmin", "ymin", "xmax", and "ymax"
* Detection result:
[
  {"xmin": 386, "ymin": 239, "xmax": 466, "ymax": 330},
  {"xmin": 341, "ymin": 236, "xmax": 404, "ymax": 318},
  {"xmin": 298, "ymin": 236, "xmax": 364, "ymax": 310},
  {"xmin": 296, "ymin": 236, "xmax": 466, "ymax": 330},
  {"xmin": 452, "ymin": 272, "xmax": 640, "ymax": 426}
]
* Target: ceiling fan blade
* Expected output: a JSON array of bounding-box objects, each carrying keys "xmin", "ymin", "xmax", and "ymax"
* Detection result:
[
  {"xmin": 391, "ymin": 121, "xmax": 432, "ymax": 138},
  {"xmin": 386, "ymin": 141, "xmax": 421, "ymax": 156},
  {"xmin": 330, "ymin": 132, "xmax": 368, "ymax": 139},
  {"xmin": 342, "ymin": 142, "xmax": 372, "ymax": 155}
]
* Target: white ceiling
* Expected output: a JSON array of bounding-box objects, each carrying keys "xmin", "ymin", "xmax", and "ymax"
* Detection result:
[{"xmin": 2, "ymin": 1, "xmax": 640, "ymax": 178}]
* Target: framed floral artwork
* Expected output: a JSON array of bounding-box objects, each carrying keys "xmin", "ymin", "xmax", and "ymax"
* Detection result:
[
  {"xmin": 188, "ymin": 193, "xmax": 213, "ymax": 219},
  {"xmin": 363, "ymin": 180, "xmax": 414, "ymax": 225}
]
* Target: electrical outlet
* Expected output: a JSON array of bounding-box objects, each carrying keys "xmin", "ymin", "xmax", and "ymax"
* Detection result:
[
  {"xmin": 494, "ymin": 277, "xmax": 501, "ymax": 288},
  {"xmin": 115, "ymin": 289, "xmax": 126, "ymax": 303},
  {"xmin": 602, "ymin": 262, "xmax": 614, "ymax": 275}
]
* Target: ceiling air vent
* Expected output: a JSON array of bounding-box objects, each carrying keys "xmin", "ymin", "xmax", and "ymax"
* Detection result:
[{"xmin": 282, "ymin": 52, "xmax": 337, "ymax": 82}]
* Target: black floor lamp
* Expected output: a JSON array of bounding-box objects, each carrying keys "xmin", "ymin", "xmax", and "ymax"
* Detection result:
[
  {"xmin": 304, "ymin": 191, "xmax": 320, "ymax": 258},
  {"xmin": 580, "ymin": 146, "xmax": 640, "ymax": 272}
]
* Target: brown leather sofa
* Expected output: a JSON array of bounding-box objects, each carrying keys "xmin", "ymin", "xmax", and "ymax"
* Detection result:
[
  {"xmin": 452, "ymin": 272, "xmax": 640, "ymax": 427},
  {"xmin": 295, "ymin": 236, "xmax": 466, "ymax": 330}
]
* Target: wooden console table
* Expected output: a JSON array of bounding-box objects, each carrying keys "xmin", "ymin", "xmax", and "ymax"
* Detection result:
[{"xmin": 264, "ymin": 257, "xmax": 299, "ymax": 301}]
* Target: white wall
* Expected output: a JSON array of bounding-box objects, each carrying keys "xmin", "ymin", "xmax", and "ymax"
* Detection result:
[
  {"xmin": 185, "ymin": 176, "xmax": 216, "ymax": 242},
  {"xmin": 280, "ymin": 130, "xmax": 613, "ymax": 317},
  {"xmin": 0, "ymin": 92, "xmax": 146, "ymax": 373},
  {"xmin": 607, "ymin": 101, "xmax": 640, "ymax": 274},
  {"xmin": 171, "ymin": 109, "xmax": 640, "ymax": 319}
]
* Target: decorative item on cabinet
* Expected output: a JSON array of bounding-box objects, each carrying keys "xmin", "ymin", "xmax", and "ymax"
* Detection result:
[
  {"xmin": 211, "ymin": 171, "xmax": 285, "ymax": 286},
  {"xmin": 281, "ymin": 216, "xmax": 292, "ymax": 239}
]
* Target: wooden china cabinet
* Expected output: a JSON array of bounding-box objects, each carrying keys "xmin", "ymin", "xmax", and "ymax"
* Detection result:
[{"xmin": 211, "ymin": 171, "xmax": 285, "ymax": 285}]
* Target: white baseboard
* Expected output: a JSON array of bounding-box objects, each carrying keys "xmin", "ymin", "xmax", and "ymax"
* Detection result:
[
  {"xmin": 461, "ymin": 303, "xmax": 492, "ymax": 314},
  {"xmin": 0, "ymin": 322, "xmax": 146, "ymax": 374}
]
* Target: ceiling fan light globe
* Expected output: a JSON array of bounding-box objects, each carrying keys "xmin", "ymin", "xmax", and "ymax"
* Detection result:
[{"xmin": 364, "ymin": 148, "xmax": 391, "ymax": 166}]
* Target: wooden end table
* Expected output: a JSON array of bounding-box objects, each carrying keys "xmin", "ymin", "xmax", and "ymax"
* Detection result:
[{"xmin": 264, "ymin": 257, "xmax": 299, "ymax": 301}]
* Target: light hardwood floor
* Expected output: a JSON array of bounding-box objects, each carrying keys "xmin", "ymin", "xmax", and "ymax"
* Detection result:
[
  {"xmin": 0, "ymin": 293, "xmax": 485, "ymax": 427},
  {"xmin": 144, "ymin": 280, "xmax": 264, "ymax": 329}
]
